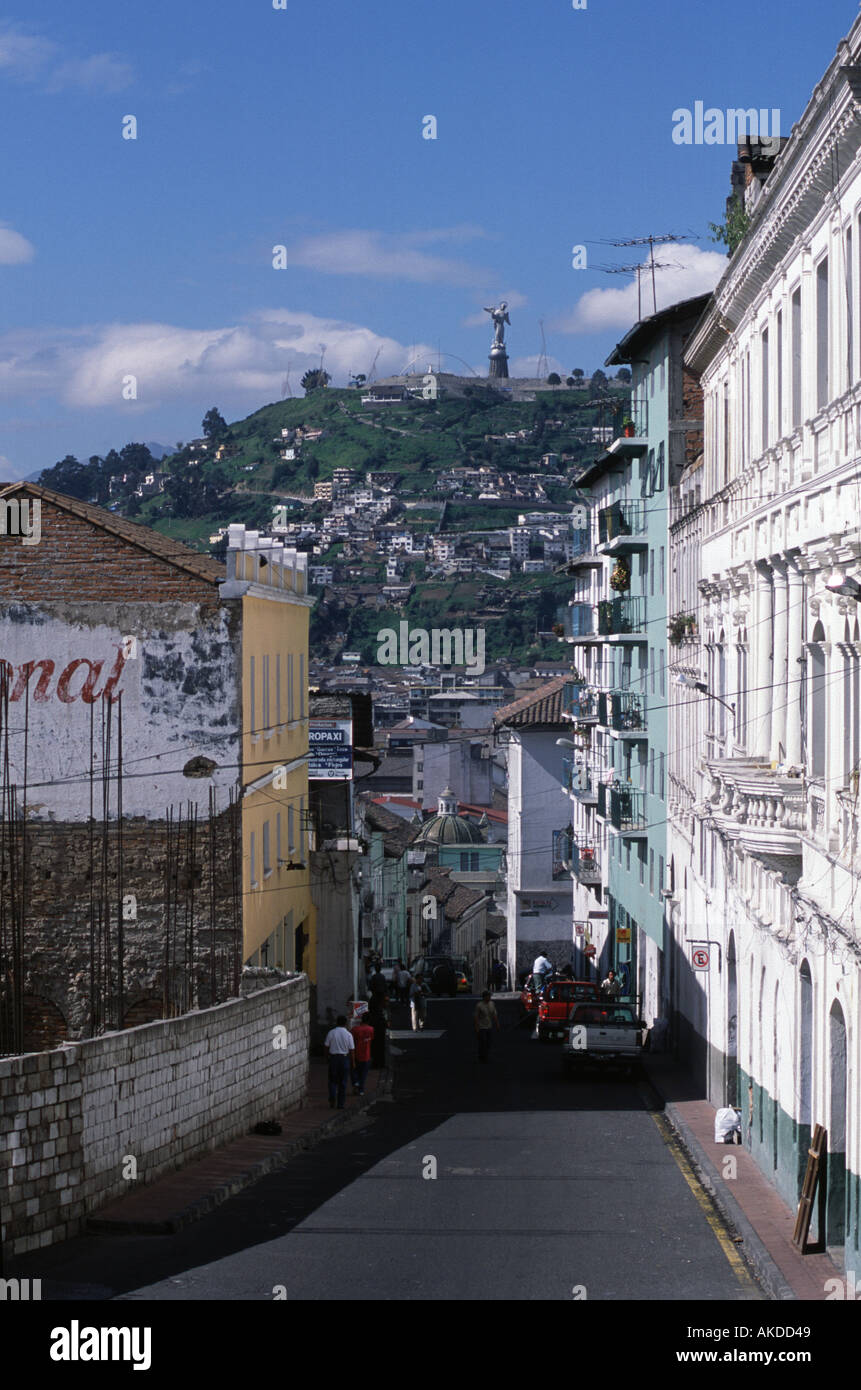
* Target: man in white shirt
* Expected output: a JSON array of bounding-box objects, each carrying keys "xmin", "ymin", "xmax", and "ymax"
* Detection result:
[
  {"xmin": 324, "ymin": 1014, "xmax": 355, "ymax": 1110},
  {"xmin": 532, "ymin": 953, "xmax": 554, "ymax": 989}
]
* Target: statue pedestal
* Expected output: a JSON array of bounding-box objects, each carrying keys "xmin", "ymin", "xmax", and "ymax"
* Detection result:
[{"xmin": 488, "ymin": 345, "xmax": 509, "ymax": 379}]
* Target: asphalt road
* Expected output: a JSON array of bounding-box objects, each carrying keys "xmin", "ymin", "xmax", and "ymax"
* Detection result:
[{"xmin": 17, "ymin": 996, "xmax": 763, "ymax": 1302}]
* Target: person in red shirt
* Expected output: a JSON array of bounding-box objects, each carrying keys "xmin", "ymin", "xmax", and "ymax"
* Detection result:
[{"xmin": 351, "ymin": 1015, "xmax": 375, "ymax": 1095}]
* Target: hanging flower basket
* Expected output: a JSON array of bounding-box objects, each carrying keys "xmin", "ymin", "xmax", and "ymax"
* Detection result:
[{"xmin": 609, "ymin": 560, "xmax": 630, "ymax": 592}]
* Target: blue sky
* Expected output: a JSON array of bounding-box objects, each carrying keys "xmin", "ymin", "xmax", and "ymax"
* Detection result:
[{"xmin": 0, "ymin": 0, "xmax": 857, "ymax": 477}]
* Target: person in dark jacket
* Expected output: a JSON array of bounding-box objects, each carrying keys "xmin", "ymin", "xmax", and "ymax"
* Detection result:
[{"xmin": 366, "ymin": 997, "xmax": 387, "ymax": 1068}]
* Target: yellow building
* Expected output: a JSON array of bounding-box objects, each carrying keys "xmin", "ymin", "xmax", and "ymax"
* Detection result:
[{"xmin": 223, "ymin": 524, "xmax": 316, "ymax": 978}]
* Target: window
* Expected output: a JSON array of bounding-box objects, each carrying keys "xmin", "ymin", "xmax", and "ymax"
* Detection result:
[
  {"xmin": 276, "ymin": 654, "xmax": 282, "ymax": 725},
  {"xmin": 626, "ymin": 841, "xmax": 632, "ymax": 873},
  {"xmin": 288, "ymin": 804, "xmax": 296, "ymax": 854},
  {"xmin": 791, "ymin": 287, "xmax": 802, "ymax": 429},
  {"xmin": 655, "ymin": 440, "xmax": 664, "ymax": 492},
  {"xmin": 300, "ymin": 654, "xmax": 306, "ymax": 717},
  {"xmin": 659, "ymin": 546, "xmax": 665, "ymax": 595},
  {"xmin": 639, "ymin": 843, "xmax": 646, "ymax": 885},
  {"xmin": 288, "ymin": 654, "xmax": 295, "ymax": 720},
  {"xmin": 848, "ymin": 227, "xmax": 854, "ymax": 386},
  {"xmin": 649, "ymin": 755, "xmax": 655, "ymax": 795},
  {"xmin": 263, "ymin": 821, "xmax": 272, "ymax": 877},
  {"xmin": 659, "ymin": 854, "xmax": 665, "ymax": 895},
  {"xmin": 659, "ymin": 650, "xmax": 665, "ymax": 698},
  {"xmin": 262, "ymin": 655, "xmax": 270, "ymax": 732},
  {"xmin": 649, "ymin": 848, "xmax": 655, "ymax": 894},
  {"xmin": 776, "ymin": 307, "xmax": 783, "ymax": 435},
  {"xmin": 659, "ymin": 750, "xmax": 665, "ymax": 799},
  {"xmin": 649, "ymin": 647, "xmax": 655, "ymax": 695},
  {"xmin": 761, "ymin": 325, "xmax": 769, "ymax": 450},
  {"xmin": 816, "ymin": 257, "xmax": 829, "ymax": 410},
  {"xmin": 649, "ymin": 552, "xmax": 655, "ymax": 597},
  {"xmin": 460, "ymin": 852, "xmax": 479, "ymax": 871},
  {"xmin": 250, "ymin": 831, "xmax": 257, "ymax": 888},
  {"xmin": 250, "ymin": 656, "xmax": 256, "ymax": 739},
  {"xmin": 277, "ymin": 812, "xmax": 282, "ymax": 865}
]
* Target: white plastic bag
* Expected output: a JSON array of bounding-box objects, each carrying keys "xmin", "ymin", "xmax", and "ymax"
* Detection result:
[{"xmin": 714, "ymin": 1106, "xmax": 741, "ymax": 1143}]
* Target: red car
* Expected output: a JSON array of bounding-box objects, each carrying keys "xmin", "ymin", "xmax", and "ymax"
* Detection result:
[
  {"xmin": 537, "ymin": 980, "xmax": 601, "ymax": 1042},
  {"xmin": 519, "ymin": 973, "xmax": 547, "ymax": 1018}
]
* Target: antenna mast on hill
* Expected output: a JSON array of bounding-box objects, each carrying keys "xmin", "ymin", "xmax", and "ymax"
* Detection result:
[
  {"xmin": 281, "ymin": 365, "xmax": 293, "ymax": 399},
  {"xmin": 537, "ymin": 319, "xmax": 549, "ymax": 380},
  {"xmin": 367, "ymin": 347, "xmax": 382, "ymax": 384}
]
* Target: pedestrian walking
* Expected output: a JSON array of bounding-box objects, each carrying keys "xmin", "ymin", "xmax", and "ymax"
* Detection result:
[
  {"xmin": 409, "ymin": 973, "xmax": 428, "ymax": 1031},
  {"xmin": 601, "ymin": 969, "xmax": 622, "ymax": 999},
  {"xmin": 366, "ymin": 997, "xmax": 387, "ymax": 1068},
  {"xmin": 350, "ymin": 1012, "xmax": 375, "ymax": 1095},
  {"xmin": 324, "ymin": 1015, "xmax": 355, "ymax": 1109},
  {"xmin": 492, "ymin": 959, "xmax": 507, "ymax": 992},
  {"xmin": 396, "ymin": 960, "xmax": 412, "ymax": 1004},
  {"xmin": 369, "ymin": 966, "xmax": 388, "ymax": 1009},
  {"xmin": 474, "ymin": 990, "xmax": 500, "ymax": 1062}
]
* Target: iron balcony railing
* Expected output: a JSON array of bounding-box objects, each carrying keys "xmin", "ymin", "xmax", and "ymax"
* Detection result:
[
  {"xmin": 562, "ymin": 682, "xmax": 599, "ymax": 721},
  {"xmin": 598, "ymin": 784, "xmax": 647, "ymax": 833},
  {"xmin": 597, "ymin": 596, "xmax": 647, "ymax": 637},
  {"xmin": 571, "ymin": 840, "xmax": 601, "ymax": 883},
  {"xmin": 552, "ymin": 827, "xmax": 573, "ymax": 880},
  {"xmin": 597, "ymin": 499, "xmax": 647, "ymax": 546},
  {"xmin": 597, "ymin": 690, "xmax": 647, "ymax": 733}
]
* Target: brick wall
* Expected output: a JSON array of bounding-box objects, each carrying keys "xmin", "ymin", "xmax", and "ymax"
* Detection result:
[
  {"xmin": 0, "ymin": 975, "xmax": 309, "ymax": 1255},
  {"xmin": 12, "ymin": 813, "xmax": 242, "ymax": 1044},
  {"xmin": 0, "ymin": 497, "xmax": 221, "ymax": 604},
  {"xmin": 682, "ymin": 364, "xmax": 704, "ymax": 469}
]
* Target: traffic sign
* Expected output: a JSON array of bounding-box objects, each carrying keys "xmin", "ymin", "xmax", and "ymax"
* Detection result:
[{"xmin": 692, "ymin": 947, "xmax": 710, "ymax": 971}]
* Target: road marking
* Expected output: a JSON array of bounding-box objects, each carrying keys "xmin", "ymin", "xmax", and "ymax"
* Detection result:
[{"xmin": 640, "ymin": 1093, "xmax": 759, "ymax": 1294}]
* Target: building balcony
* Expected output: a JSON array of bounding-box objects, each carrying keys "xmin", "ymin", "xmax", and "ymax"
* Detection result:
[
  {"xmin": 705, "ymin": 758, "xmax": 806, "ymax": 855},
  {"xmin": 597, "ymin": 596, "xmax": 647, "ymax": 640},
  {"xmin": 566, "ymin": 530, "xmax": 603, "ymax": 569},
  {"xmin": 571, "ymin": 840, "xmax": 602, "ymax": 884},
  {"xmin": 597, "ymin": 783, "xmax": 647, "ymax": 834},
  {"xmin": 597, "ymin": 690, "xmax": 647, "ymax": 737},
  {"xmin": 562, "ymin": 681, "xmax": 599, "ymax": 722},
  {"xmin": 562, "ymin": 757, "xmax": 599, "ymax": 804},
  {"xmin": 597, "ymin": 499, "xmax": 648, "ymax": 552},
  {"xmin": 607, "ymin": 400, "xmax": 648, "ymax": 457},
  {"xmin": 558, "ymin": 601, "xmax": 598, "ymax": 642}
]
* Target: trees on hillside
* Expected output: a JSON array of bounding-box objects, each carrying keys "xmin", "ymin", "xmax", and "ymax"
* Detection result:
[
  {"xmin": 202, "ymin": 407, "xmax": 229, "ymax": 440},
  {"xmin": 301, "ymin": 369, "xmax": 330, "ymax": 393}
]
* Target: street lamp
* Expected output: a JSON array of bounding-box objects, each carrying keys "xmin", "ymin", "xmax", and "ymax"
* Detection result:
[
  {"xmin": 675, "ymin": 672, "xmax": 735, "ymax": 716},
  {"xmin": 555, "ymin": 737, "xmax": 580, "ymax": 748},
  {"xmin": 824, "ymin": 566, "xmax": 861, "ymax": 600}
]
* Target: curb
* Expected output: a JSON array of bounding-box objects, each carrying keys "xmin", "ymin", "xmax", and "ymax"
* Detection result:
[
  {"xmin": 87, "ymin": 1068, "xmax": 393, "ymax": 1237},
  {"xmin": 650, "ymin": 1088, "xmax": 796, "ymax": 1302}
]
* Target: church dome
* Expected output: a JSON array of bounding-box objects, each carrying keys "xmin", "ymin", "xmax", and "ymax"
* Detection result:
[{"xmin": 414, "ymin": 787, "xmax": 485, "ymax": 846}]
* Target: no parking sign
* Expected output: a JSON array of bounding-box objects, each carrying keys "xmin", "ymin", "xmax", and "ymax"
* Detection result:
[{"xmin": 692, "ymin": 947, "xmax": 710, "ymax": 971}]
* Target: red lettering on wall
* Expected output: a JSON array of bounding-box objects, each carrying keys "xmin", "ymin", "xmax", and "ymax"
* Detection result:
[{"xmin": 0, "ymin": 646, "xmax": 127, "ymax": 703}]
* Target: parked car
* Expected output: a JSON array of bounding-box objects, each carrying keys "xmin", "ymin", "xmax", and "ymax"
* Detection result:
[
  {"xmin": 561, "ymin": 1002, "xmax": 646, "ymax": 1077},
  {"xmin": 536, "ymin": 980, "xmax": 601, "ymax": 1042},
  {"xmin": 409, "ymin": 956, "xmax": 458, "ymax": 997}
]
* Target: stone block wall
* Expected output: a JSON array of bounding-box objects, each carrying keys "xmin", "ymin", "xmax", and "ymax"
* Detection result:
[{"xmin": 0, "ymin": 974, "xmax": 309, "ymax": 1256}]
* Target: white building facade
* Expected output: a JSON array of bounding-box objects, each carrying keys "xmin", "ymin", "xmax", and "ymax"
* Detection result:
[{"xmin": 674, "ymin": 17, "xmax": 861, "ymax": 1268}]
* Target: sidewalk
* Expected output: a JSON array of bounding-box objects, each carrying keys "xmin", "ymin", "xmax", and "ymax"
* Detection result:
[
  {"xmin": 643, "ymin": 1052, "xmax": 840, "ymax": 1301},
  {"xmin": 86, "ymin": 1056, "xmax": 391, "ymax": 1236}
]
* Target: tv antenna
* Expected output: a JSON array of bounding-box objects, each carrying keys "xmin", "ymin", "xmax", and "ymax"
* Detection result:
[
  {"xmin": 281, "ymin": 366, "xmax": 293, "ymax": 399},
  {"xmin": 588, "ymin": 233, "xmax": 686, "ymax": 316}
]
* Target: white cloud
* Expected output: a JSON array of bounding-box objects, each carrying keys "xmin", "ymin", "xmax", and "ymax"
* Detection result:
[
  {"xmin": 284, "ymin": 227, "xmax": 493, "ymax": 285},
  {"xmin": 46, "ymin": 53, "xmax": 133, "ymax": 93},
  {"xmin": 551, "ymin": 244, "xmax": 726, "ymax": 334},
  {"xmin": 0, "ymin": 310, "xmax": 438, "ymax": 409},
  {"xmin": 509, "ymin": 353, "xmax": 567, "ymax": 379},
  {"xmin": 0, "ymin": 22, "xmax": 132, "ymax": 91},
  {"xmin": 0, "ymin": 224, "xmax": 35, "ymax": 264}
]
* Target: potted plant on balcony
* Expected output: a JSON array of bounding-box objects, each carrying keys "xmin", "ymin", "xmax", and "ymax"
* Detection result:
[
  {"xmin": 683, "ymin": 613, "xmax": 698, "ymax": 636},
  {"xmin": 622, "ymin": 418, "xmax": 636, "ymax": 438},
  {"xmin": 552, "ymin": 622, "xmax": 565, "ymax": 638},
  {"xmin": 610, "ymin": 559, "xmax": 631, "ymax": 592},
  {"xmin": 668, "ymin": 613, "xmax": 686, "ymax": 645}
]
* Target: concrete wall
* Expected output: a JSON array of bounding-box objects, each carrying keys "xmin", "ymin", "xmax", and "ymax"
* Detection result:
[{"xmin": 1, "ymin": 974, "xmax": 309, "ymax": 1256}]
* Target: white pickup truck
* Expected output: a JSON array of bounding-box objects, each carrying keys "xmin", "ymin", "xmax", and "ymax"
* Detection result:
[{"xmin": 561, "ymin": 1002, "xmax": 646, "ymax": 1077}]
